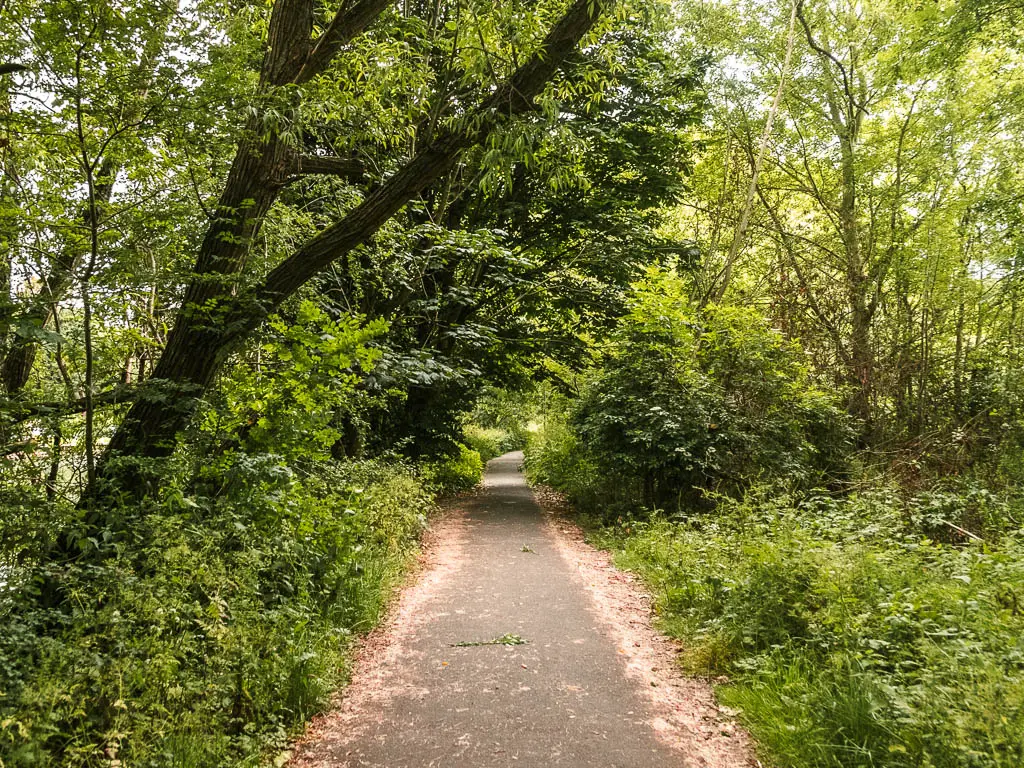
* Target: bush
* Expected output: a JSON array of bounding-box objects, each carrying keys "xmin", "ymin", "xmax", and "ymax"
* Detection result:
[
  {"xmin": 573, "ymin": 267, "xmax": 853, "ymax": 509},
  {"xmin": 0, "ymin": 456, "xmax": 430, "ymax": 768},
  {"xmin": 421, "ymin": 444, "xmax": 484, "ymax": 494},
  {"xmin": 523, "ymin": 400, "xmax": 640, "ymax": 516},
  {"xmin": 463, "ymin": 425, "xmax": 506, "ymax": 463},
  {"xmin": 470, "ymin": 388, "xmax": 532, "ymax": 451}
]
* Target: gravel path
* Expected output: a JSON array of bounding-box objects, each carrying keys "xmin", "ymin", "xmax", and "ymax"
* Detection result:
[{"xmin": 290, "ymin": 452, "xmax": 754, "ymax": 768}]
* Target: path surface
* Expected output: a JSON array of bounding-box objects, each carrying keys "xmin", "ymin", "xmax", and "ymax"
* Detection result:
[{"xmin": 292, "ymin": 452, "xmax": 753, "ymax": 768}]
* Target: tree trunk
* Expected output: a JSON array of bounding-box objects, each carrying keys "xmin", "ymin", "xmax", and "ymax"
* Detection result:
[
  {"xmin": 837, "ymin": 128, "xmax": 875, "ymax": 433},
  {"xmin": 797, "ymin": 1, "xmax": 875, "ymax": 437}
]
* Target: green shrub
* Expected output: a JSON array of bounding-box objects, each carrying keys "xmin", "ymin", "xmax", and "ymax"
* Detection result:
[
  {"xmin": 0, "ymin": 457, "xmax": 430, "ymax": 768},
  {"xmin": 470, "ymin": 388, "xmax": 532, "ymax": 450},
  {"xmin": 524, "ymin": 412, "xmax": 583, "ymax": 488},
  {"xmin": 463, "ymin": 425, "xmax": 506, "ymax": 463},
  {"xmin": 421, "ymin": 444, "xmax": 484, "ymax": 494},
  {"xmin": 524, "ymin": 406, "xmax": 639, "ymax": 515},
  {"xmin": 572, "ymin": 267, "xmax": 853, "ymax": 509}
]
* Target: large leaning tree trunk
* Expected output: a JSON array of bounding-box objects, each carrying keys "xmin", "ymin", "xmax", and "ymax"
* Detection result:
[{"xmin": 82, "ymin": 0, "xmax": 612, "ymax": 508}]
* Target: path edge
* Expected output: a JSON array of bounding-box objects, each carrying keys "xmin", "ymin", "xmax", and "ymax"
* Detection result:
[
  {"xmin": 534, "ymin": 483, "xmax": 761, "ymax": 768},
  {"xmin": 284, "ymin": 491, "xmax": 476, "ymax": 767}
]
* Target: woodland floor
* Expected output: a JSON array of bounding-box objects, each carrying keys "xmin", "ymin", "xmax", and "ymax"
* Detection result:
[{"xmin": 289, "ymin": 452, "xmax": 756, "ymax": 768}]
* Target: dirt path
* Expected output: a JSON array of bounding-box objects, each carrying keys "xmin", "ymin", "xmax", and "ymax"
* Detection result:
[{"xmin": 290, "ymin": 452, "xmax": 755, "ymax": 768}]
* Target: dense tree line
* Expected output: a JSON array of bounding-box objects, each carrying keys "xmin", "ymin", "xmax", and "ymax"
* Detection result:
[{"xmin": 678, "ymin": 0, "xmax": 1024, "ymax": 469}]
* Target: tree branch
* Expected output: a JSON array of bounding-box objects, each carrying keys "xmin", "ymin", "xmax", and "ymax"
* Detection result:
[
  {"xmin": 295, "ymin": 0, "xmax": 395, "ymax": 84},
  {"xmin": 284, "ymin": 153, "xmax": 365, "ymax": 183},
  {"xmin": 262, "ymin": 0, "xmax": 316, "ymax": 85},
  {"xmin": 2, "ymin": 383, "xmax": 138, "ymax": 426},
  {"xmin": 91, "ymin": 0, "xmax": 612, "ymax": 481},
  {"xmin": 252, "ymin": 0, "xmax": 610, "ymax": 319},
  {"xmin": 796, "ymin": 0, "xmax": 864, "ymax": 122}
]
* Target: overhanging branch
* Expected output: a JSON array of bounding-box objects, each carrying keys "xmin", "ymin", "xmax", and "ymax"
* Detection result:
[{"xmin": 252, "ymin": 0, "xmax": 612, "ymax": 318}]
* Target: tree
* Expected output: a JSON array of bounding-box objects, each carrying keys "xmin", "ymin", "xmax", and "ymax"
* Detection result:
[
  {"xmin": 669, "ymin": 0, "xmax": 1024, "ymax": 458},
  {"xmin": 23, "ymin": 0, "xmax": 615, "ymax": 530},
  {"xmin": 312, "ymin": 7, "xmax": 706, "ymax": 456}
]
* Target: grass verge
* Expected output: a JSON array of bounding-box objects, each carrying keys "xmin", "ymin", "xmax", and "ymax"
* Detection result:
[
  {"xmin": 575, "ymin": 489, "xmax": 1024, "ymax": 768},
  {"xmin": 0, "ymin": 458, "xmax": 437, "ymax": 768}
]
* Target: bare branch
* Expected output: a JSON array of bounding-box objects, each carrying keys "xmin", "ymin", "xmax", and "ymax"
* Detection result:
[
  {"xmin": 2, "ymin": 383, "xmax": 138, "ymax": 427},
  {"xmin": 796, "ymin": 0, "xmax": 866, "ymax": 123},
  {"xmin": 284, "ymin": 153, "xmax": 365, "ymax": 183}
]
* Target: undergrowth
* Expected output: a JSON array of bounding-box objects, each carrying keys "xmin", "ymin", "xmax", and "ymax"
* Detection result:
[
  {"xmin": 421, "ymin": 443, "xmax": 484, "ymax": 493},
  {"xmin": 522, "ymin": 283, "xmax": 1024, "ymax": 766},
  {"xmin": 463, "ymin": 425, "xmax": 506, "ymax": 463},
  {"xmin": 589, "ymin": 489, "xmax": 1024, "ymax": 767},
  {"xmin": 0, "ymin": 457, "xmax": 433, "ymax": 767}
]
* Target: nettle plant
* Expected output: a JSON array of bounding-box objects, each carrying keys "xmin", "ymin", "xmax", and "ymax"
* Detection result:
[{"xmin": 574, "ymin": 266, "xmax": 853, "ymax": 509}]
